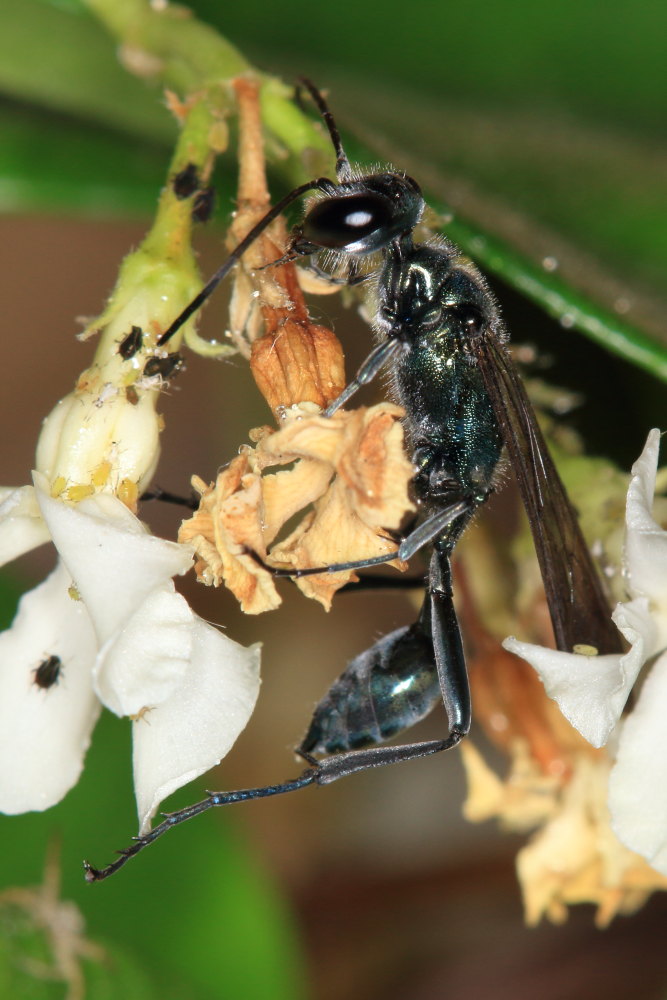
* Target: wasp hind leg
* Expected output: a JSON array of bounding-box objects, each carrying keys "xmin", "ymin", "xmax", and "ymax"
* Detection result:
[
  {"xmin": 85, "ymin": 543, "xmax": 471, "ymax": 883},
  {"xmin": 300, "ymin": 547, "xmax": 470, "ymax": 783}
]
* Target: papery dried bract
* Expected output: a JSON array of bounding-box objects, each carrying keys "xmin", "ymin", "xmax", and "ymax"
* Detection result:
[
  {"xmin": 180, "ymin": 402, "xmax": 415, "ymax": 612},
  {"xmin": 179, "ymin": 456, "xmax": 283, "ymax": 615}
]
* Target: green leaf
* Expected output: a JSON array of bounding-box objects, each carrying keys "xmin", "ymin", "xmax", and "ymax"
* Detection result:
[
  {"xmin": 0, "ymin": 908, "xmax": 162, "ymax": 1000},
  {"xmin": 0, "ymin": 100, "xmax": 168, "ymax": 217},
  {"xmin": 194, "ymin": 0, "xmax": 667, "ymax": 378},
  {"xmin": 0, "ymin": 0, "xmax": 664, "ymax": 383},
  {"xmin": 197, "ymin": 0, "xmax": 666, "ymax": 133},
  {"xmin": 0, "ymin": 0, "xmax": 172, "ymax": 141}
]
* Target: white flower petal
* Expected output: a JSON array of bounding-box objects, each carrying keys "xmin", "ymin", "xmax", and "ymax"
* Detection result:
[
  {"xmin": 503, "ymin": 606, "xmax": 647, "ymax": 748},
  {"xmin": 95, "ymin": 587, "xmax": 194, "ymax": 717},
  {"xmin": 34, "ymin": 474, "xmax": 193, "ymax": 641},
  {"xmin": 626, "ymin": 428, "xmax": 661, "ymax": 534},
  {"xmin": 609, "ymin": 650, "xmax": 667, "ymax": 875},
  {"xmin": 0, "ymin": 562, "xmax": 100, "ymax": 813},
  {"xmin": 624, "ymin": 429, "xmax": 667, "ymax": 646},
  {"xmin": 132, "ymin": 620, "xmax": 261, "ymax": 833},
  {"xmin": 611, "ymin": 595, "xmax": 657, "ymax": 667},
  {"xmin": 0, "ymin": 486, "xmax": 51, "ymax": 567}
]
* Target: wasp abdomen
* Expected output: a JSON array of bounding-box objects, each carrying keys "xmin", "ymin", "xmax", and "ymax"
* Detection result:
[{"xmin": 300, "ymin": 621, "xmax": 440, "ymax": 755}]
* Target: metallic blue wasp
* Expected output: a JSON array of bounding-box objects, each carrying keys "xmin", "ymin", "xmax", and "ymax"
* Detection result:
[{"xmin": 86, "ymin": 80, "xmax": 620, "ymax": 881}]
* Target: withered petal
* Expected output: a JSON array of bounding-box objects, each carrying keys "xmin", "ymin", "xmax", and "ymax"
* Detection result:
[
  {"xmin": 179, "ymin": 461, "xmax": 281, "ymax": 614},
  {"xmin": 270, "ymin": 474, "xmax": 404, "ymax": 610}
]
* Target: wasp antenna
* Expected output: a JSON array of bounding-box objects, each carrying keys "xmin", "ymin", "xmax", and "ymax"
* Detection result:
[
  {"xmin": 297, "ymin": 77, "xmax": 353, "ymax": 183},
  {"xmin": 157, "ymin": 176, "xmax": 333, "ymax": 348}
]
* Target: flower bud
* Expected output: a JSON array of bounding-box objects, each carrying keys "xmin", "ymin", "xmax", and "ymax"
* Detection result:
[{"xmin": 35, "ymin": 241, "xmax": 201, "ymax": 508}]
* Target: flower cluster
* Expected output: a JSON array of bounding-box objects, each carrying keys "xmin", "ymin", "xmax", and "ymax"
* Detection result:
[
  {"xmin": 0, "ymin": 224, "xmax": 260, "ymax": 834},
  {"xmin": 505, "ymin": 429, "xmax": 667, "ymax": 875}
]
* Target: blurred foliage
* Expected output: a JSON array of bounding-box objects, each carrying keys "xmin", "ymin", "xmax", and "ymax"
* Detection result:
[{"xmin": 0, "ymin": 0, "xmax": 666, "ymax": 378}]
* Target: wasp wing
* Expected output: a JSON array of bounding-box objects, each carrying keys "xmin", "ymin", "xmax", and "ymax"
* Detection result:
[{"xmin": 472, "ymin": 332, "xmax": 622, "ymax": 655}]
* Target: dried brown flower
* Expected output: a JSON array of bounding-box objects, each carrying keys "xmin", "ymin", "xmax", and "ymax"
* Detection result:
[
  {"xmin": 455, "ymin": 521, "xmax": 667, "ymax": 925},
  {"xmin": 461, "ymin": 742, "xmax": 667, "ymax": 927},
  {"xmin": 180, "ymin": 402, "xmax": 414, "ymax": 612},
  {"xmin": 179, "ymin": 79, "xmax": 414, "ymax": 612}
]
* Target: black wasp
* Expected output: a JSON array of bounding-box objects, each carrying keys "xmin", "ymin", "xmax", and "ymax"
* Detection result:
[{"xmin": 85, "ymin": 80, "xmax": 622, "ymax": 881}]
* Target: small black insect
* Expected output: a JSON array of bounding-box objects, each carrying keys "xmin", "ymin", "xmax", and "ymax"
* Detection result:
[
  {"xmin": 192, "ymin": 186, "xmax": 216, "ymax": 223},
  {"xmin": 172, "ymin": 162, "xmax": 200, "ymax": 199},
  {"xmin": 143, "ymin": 353, "xmax": 184, "ymax": 380},
  {"xmin": 86, "ymin": 81, "xmax": 621, "ymax": 881},
  {"xmin": 33, "ymin": 655, "xmax": 63, "ymax": 690},
  {"xmin": 118, "ymin": 325, "xmax": 144, "ymax": 360}
]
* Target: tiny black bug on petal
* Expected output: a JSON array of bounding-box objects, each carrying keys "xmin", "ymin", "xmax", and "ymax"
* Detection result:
[{"xmin": 33, "ymin": 655, "xmax": 63, "ymax": 690}]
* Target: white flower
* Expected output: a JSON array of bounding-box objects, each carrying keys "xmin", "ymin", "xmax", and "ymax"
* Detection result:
[
  {"xmin": 0, "ymin": 486, "xmax": 51, "ymax": 565},
  {"xmin": 503, "ymin": 429, "xmax": 667, "ymax": 874},
  {"xmin": 0, "ymin": 475, "xmax": 260, "ymax": 833},
  {"xmin": 0, "ymin": 222, "xmax": 260, "ymax": 833}
]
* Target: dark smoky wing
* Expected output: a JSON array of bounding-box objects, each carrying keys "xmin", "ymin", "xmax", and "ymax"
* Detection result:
[{"xmin": 471, "ymin": 331, "xmax": 623, "ymax": 655}]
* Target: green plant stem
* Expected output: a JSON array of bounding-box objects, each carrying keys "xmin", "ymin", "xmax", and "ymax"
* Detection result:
[
  {"xmin": 63, "ymin": 0, "xmax": 667, "ymax": 383},
  {"xmin": 82, "ymin": 0, "xmax": 249, "ymax": 93},
  {"xmin": 437, "ymin": 208, "xmax": 667, "ymax": 383},
  {"xmin": 81, "ymin": 0, "xmax": 332, "ymax": 178}
]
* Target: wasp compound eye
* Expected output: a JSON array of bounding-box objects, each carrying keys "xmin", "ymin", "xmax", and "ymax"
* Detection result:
[{"xmin": 301, "ymin": 193, "xmax": 395, "ymax": 251}]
